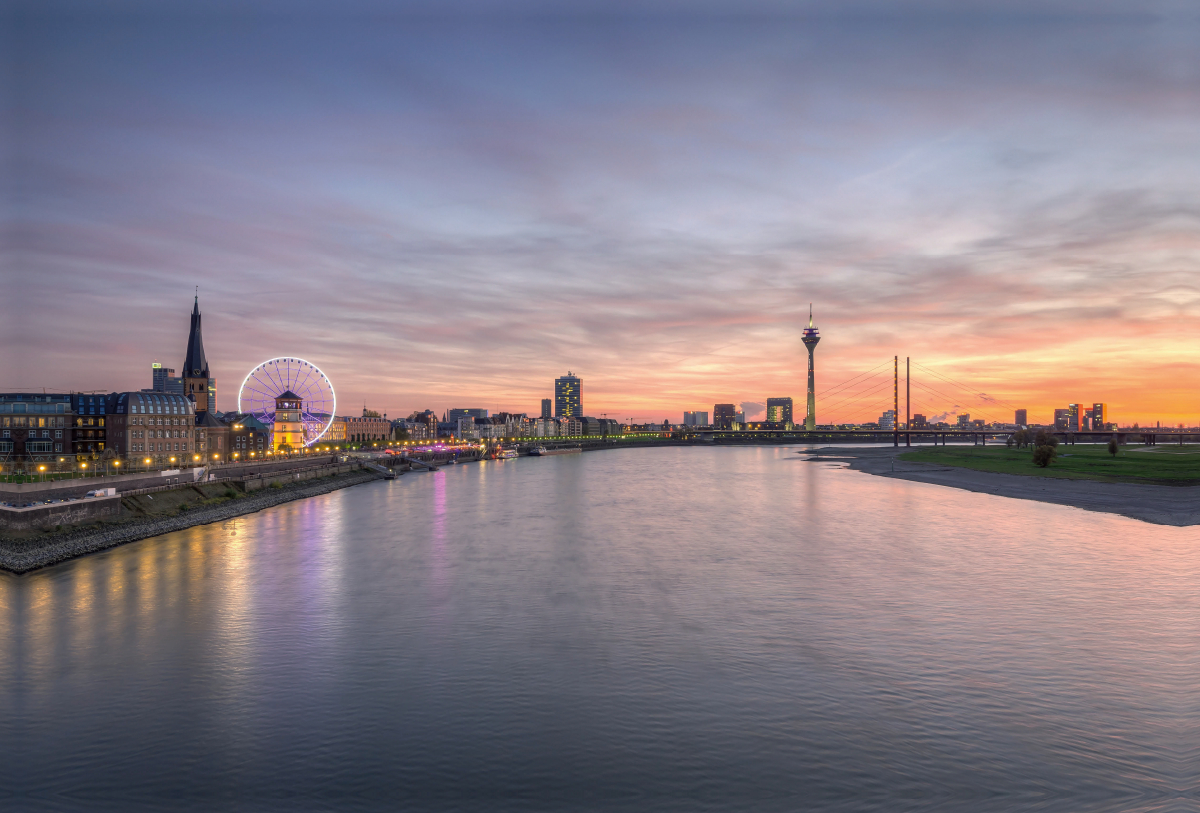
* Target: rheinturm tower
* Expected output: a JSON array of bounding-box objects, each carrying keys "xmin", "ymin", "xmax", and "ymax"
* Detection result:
[
  {"xmin": 183, "ymin": 296, "xmax": 211, "ymax": 413},
  {"xmin": 801, "ymin": 304, "xmax": 820, "ymax": 430}
]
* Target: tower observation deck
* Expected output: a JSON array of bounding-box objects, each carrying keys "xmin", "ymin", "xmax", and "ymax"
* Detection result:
[{"xmin": 802, "ymin": 305, "xmax": 820, "ymax": 431}]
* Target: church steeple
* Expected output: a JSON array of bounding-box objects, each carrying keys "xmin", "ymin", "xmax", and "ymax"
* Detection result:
[{"xmin": 183, "ymin": 294, "xmax": 211, "ymax": 412}]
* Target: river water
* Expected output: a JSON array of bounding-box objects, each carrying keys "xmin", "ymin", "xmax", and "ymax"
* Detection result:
[{"xmin": 2, "ymin": 447, "xmax": 1197, "ymax": 812}]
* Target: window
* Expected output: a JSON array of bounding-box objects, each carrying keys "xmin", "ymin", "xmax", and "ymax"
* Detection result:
[
  {"xmin": 55, "ymin": 430, "xmax": 61, "ymax": 438},
  {"xmin": 54, "ymin": 444, "xmax": 61, "ymax": 452}
]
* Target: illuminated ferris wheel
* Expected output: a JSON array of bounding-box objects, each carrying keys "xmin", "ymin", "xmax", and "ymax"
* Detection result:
[{"xmin": 238, "ymin": 357, "xmax": 336, "ymax": 446}]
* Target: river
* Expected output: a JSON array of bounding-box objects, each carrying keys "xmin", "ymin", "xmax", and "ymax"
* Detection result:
[{"xmin": 2, "ymin": 446, "xmax": 1197, "ymax": 812}]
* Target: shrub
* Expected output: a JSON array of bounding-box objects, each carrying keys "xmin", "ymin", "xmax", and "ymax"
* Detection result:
[
  {"xmin": 1033, "ymin": 445, "xmax": 1056, "ymax": 468},
  {"xmin": 270, "ymin": 481, "xmax": 283, "ymax": 489},
  {"xmin": 179, "ymin": 502, "xmax": 190, "ymax": 512}
]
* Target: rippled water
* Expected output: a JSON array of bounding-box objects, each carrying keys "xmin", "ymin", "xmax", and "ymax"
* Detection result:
[{"xmin": 2, "ymin": 447, "xmax": 1198, "ymax": 812}]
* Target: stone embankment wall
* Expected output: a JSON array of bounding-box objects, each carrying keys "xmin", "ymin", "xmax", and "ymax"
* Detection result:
[
  {"xmin": 0, "ymin": 468, "xmax": 383, "ymax": 574},
  {"xmin": 0, "ymin": 456, "xmax": 346, "ymax": 502},
  {"xmin": 0, "ymin": 495, "xmax": 123, "ymax": 531}
]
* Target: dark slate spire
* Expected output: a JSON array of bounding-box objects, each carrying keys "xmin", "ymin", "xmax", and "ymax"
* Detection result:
[{"xmin": 183, "ymin": 295, "xmax": 209, "ymax": 378}]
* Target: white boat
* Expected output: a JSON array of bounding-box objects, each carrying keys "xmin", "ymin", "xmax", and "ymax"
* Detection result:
[{"xmin": 497, "ymin": 448, "xmax": 519, "ymax": 459}]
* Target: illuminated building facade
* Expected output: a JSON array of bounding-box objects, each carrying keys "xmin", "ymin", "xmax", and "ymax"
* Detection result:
[
  {"xmin": 272, "ymin": 390, "xmax": 305, "ymax": 452},
  {"xmin": 713, "ymin": 403, "xmax": 736, "ymax": 430},
  {"xmin": 555, "ymin": 372, "xmax": 581, "ymax": 418},
  {"xmin": 765, "ymin": 397, "xmax": 793, "ymax": 425}
]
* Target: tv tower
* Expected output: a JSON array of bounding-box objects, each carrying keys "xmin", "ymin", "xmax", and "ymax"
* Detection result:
[{"xmin": 802, "ymin": 304, "xmax": 820, "ymax": 430}]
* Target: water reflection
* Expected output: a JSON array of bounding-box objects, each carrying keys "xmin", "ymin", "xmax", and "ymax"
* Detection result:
[{"xmin": 2, "ymin": 447, "xmax": 1199, "ymax": 811}]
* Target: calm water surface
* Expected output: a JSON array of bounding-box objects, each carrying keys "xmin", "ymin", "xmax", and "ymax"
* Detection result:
[{"xmin": 2, "ymin": 447, "xmax": 1198, "ymax": 812}]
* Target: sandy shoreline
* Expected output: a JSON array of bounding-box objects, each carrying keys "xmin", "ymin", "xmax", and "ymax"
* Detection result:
[{"xmin": 802, "ymin": 446, "xmax": 1200, "ymax": 527}]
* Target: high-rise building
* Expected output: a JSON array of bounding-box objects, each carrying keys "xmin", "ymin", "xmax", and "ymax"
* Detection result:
[
  {"xmin": 911, "ymin": 413, "xmax": 928, "ymax": 429},
  {"xmin": 1015, "ymin": 409, "xmax": 1027, "ymax": 426},
  {"xmin": 151, "ymin": 362, "xmax": 184, "ymax": 396},
  {"xmin": 956, "ymin": 413, "xmax": 971, "ymax": 428},
  {"xmin": 1054, "ymin": 408, "xmax": 1070, "ymax": 429},
  {"xmin": 765, "ymin": 397, "xmax": 793, "ymax": 425},
  {"xmin": 555, "ymin": 372, "xmax": 581, "ymax": 418},
  {"xmin": 801, "ymin": 305, "xmax": 820, "ymax": 430},
  {"xmin": 713, "ymin": 404, "xmax": 736, "ymax": 429},
  {"xmin": 447, "ymin": 408, "xmax": 488, "ymax": 423},
  {"xmin": 541, "ymin": 398, "xmax": 552, "ymax": 419},
  {"xmin": 1067, "ymin": 403, "xmax": 1082, "ymax": 431},
  {"xmin": 1092, "ymin": 403, "xmax": 1108, "ymax": 430},
  {"xmin": 152, "ymin": 362, "xmax": 174, "ymax": 391},
  {"xmin": 183, "ymin": 296, "xmax": 211, "ymax": 413},
  {"xmin": 683, "ymin": 411, "xmax": 709, "ymax": 426},
  {"xmin": 880, "ymin": 410, "xmax": 896, "ymax": 430}
]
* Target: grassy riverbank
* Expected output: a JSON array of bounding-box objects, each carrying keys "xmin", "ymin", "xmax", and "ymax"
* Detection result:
[{"xmin": 897, "ymin": 445, "xmax": 1200, "ymax": 485}]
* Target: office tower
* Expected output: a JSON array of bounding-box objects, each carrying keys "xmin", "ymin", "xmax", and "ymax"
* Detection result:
[
  {"xmin": 1054, "ymin": 409, "xmax": 1070, "ymax": 429},
  {"xmin": 1015, "ymin": 409, "xmax": 1027, "ymax": 426},
  {"xmin": 1092, "ymin": 403, "xmax": 1108, "ymax": 430},
  {"xmin": 447, "ymin": 408, "xmax": 488, "ymax": 423},
  {"xmin": 683, "ymin": 411, "xmax": 709, "ymax": 427},
  {"xmin": 765, "ymin": 397, "xmax": 793, "ymax": 425},
  {"xmin": 555, "ymin": 372, "xmax": 581, "ymax": 418},
  {"xmin": 911, "ymin": 414, "xmax": 928, "ymax": 429},
  {"xmin": 152, "ymin": 362, "xmax": 175, "ymax": 392},
  {"xmin": 1067, "ymin": 403, "xmax": 1082, "ymax": 431},
  {"xmin": 713, "ymin": 404, "xmax": 736, "ymax": 429},
  {"xmin": 801, "ymin": 305, "xmax": 820, "ymax": 430},
  {"xmin": 880, "ymin": 410, "xmax": 896, "ymax": 430},
  {"xmin": 956, "ymin": 413, "xmax": 971, "ymax": 428},
  {"xmin": 541, "ymin": 399, "xmax": 552, "ymax": 419}
]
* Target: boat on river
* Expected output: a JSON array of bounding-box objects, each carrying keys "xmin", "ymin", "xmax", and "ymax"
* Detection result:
[{"xmin": 529, "ymin": 446, "xmax": 581, "ymax": 456}]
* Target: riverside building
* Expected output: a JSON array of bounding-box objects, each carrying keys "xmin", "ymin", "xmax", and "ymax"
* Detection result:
[
  {"xmin": 107, "ymin": 392, "xmax": 197, "ymax": 465},
  {"xmin": 0, "ymin": 393, "xmax": 74, "ymax": 461}
]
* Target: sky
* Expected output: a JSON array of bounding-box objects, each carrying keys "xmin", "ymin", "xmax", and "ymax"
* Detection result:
[{"xmin": 3, "ymin": 2, "xmax": 1198, "ymax": 426}]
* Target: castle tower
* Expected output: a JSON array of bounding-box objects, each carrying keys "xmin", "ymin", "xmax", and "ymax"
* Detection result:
[
  {"xmin": 273, "ymin": 390, "xmax": 305, "ymax": 453},
  {"xmin": 802, "ymin": 304, "xmax": 820, "ymax": 430},
  {"xmin": 183, "ymin": 295, "xmax": 211, "ymax": 413}
]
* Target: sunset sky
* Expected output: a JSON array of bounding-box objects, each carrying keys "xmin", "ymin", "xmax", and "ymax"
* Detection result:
[{"xmin": 5, "ymin": 2, "xmax": 1198, "ymax": 425}]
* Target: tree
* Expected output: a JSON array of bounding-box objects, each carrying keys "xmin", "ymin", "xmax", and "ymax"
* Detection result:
[
  {"xmin": 1033, "ymin": 444, "xmax": 1057, "ymax": 468},
  {"xmin": 1034, "ymin": 430, "xmax": 1059, "ymax": 448},
  {"xmin": 1108, "ymin": 438, "xmax": 1118, "ymax": 457}
]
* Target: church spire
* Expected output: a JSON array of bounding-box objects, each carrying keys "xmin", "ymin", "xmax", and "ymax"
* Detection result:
[{"xmin": 183, "ymin": 295, "xmax": 209, "ymax": 378}]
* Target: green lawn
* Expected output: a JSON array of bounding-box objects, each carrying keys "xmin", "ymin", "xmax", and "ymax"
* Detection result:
[{"xmin": 898, "ymin": 444, "xmax": 1200, "ymax": 485}]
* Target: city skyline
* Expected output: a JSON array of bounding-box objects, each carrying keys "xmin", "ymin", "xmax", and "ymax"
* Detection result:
[{"xmin": 4, "ymin": 4, "xmax": 1197, "ymax": 424}]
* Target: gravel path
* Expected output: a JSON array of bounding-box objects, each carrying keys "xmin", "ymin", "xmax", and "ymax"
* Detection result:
[{"xmin": 0, "ymin": 470, "xmax": 383, "ymax": 574}]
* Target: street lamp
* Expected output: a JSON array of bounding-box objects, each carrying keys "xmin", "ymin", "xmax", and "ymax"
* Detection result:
[{"xmin": 38, "ymin": 464, "xmax": 46, "ymax": 482}]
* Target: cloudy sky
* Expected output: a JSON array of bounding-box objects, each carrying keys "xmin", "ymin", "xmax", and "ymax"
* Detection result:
[{"xmin": 4, "ymin": 1, "xmax": 1198, "ymax": 425}]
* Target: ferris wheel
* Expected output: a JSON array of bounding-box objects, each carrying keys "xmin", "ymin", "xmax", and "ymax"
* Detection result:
[{"xmin": 238, "ymin": 357, "xmax": 336, "ymax": 446}]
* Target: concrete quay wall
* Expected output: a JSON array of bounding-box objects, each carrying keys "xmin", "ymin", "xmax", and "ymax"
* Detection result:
[
  {"xmin": 1, "ymin": 469, "xmax": 383, "ymax": 574},
  {"xmin": 0, "ymin": 456, "xmax": 344, "ymax": 501},
  {"xmin": 0, "ymin": 495, "xmax": 123, "ymax": 531}
]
